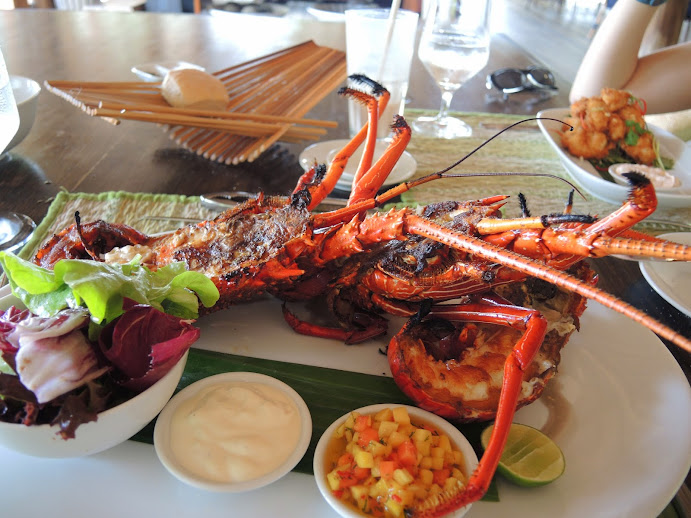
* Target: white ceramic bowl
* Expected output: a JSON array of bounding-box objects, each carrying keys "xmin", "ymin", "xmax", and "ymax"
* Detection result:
[
  {"xmin": 536, "ymin": 107, "xmax": 691, "ymax": 208},
  {"xmin": 7, "ymin": 76, "xmax": 41, "ymax": 151},
  {"xmin": 153, "ymin": 371, "xmax": 312, "ymax": 492},
  {"xmin": 0, "ymin": 351, "xmax": 188, "ymax": 458},
  {"xmin": 313, "ymin": 404, "xmax": 479, "ymax": 518}
]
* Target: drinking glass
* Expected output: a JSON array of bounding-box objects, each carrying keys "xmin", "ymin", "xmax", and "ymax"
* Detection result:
[
  {"xmin": 1, "ymin": 48, "xmax": 35, "ymax": 254},
  {"xmin": 413, "ymin": 0, "xmax": 490, "ymax": 138}
]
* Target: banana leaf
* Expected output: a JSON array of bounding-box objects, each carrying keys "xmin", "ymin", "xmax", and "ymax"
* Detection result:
[{"xmin": 131, "ymin": 347, "xmax": 500, "ymax": 501}]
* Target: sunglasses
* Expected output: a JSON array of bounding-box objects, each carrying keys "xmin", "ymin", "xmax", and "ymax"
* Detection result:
[{"xmin": 486, "ymin": 67, "xmax": 557, "ymax": 95}]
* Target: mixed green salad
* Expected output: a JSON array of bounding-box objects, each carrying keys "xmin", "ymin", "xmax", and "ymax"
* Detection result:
[{"xmin": 0, "ymin": 252, "xmax": 219, "ymax": 439}]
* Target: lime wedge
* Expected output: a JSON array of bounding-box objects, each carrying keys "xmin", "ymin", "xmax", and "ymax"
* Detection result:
[{"xmin": 480, "ymin": 423, "xmax": 565, "ymax": 487}]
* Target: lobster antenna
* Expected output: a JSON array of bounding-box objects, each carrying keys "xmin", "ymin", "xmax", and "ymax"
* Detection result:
[
  {"xmin": 437, "ymin": 118, "xmax": 573, "ymax": 174},
  {"xmin": 419, "ymin": 118, "xmax": 584, "ymax": 198}
]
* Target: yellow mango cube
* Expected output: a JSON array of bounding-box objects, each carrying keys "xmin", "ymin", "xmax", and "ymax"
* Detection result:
[
  {"xmin": 370, "ymin": 479, "xmax": 388, "ymax": 498},
  {"xmin": 326, "ymin": 470, "xmax": 341, "ymax": 491},
  {"xmin": 354, "ymin": 450, "xmax": 374, "ymax": 469},
  {"xmin": 392, "ymin": 407, "xmax": 411, "ymax": 425},
  {"xmin": 388, "ymin": 431, "xmax": 407, "ymax": 449},
  {"xmin": 375, "ymin": 407, "xmax": 394, "ymax": 422},
  {"xmin": 437, "ymin": 434, "xmax": 452, "ymax": 452},
  {"xmin": 350, "ymin": 484, "xmax": 369, "ymax": 506},
  {"xmin": 453, "ymin": 450, "xmax": 465, "ymax": 465},
  {"xmin": 369, "ymin": 441, "xmax": 389, "ymax": 458},
  {"xmin": 393, "ymin": 468, "xmax": 414, "ymax": 486},
  {"xmin": 412, "ymin": 428, "xmax": 433, "ymax": 444},
  {"xmin": 431, "ymin": 446, "xmax": 445, "ymax": 459},
  {"xmin": 377, "ymin": 420, "xmax": 399, "ymax": 439},
  {"xmin": 419, "ymin": 468, "xmax": 434, "ymax": 486},
  {"xmin": 430, "ymin": 456, "xmax": 444, "ymax": 470},
  {"xmin": 386, "ymin": 498, "xmax": 404, "ymax": 517},
  {"xmin": 415, "ymin": 439, "xmax": 431, "ymax": 457}
]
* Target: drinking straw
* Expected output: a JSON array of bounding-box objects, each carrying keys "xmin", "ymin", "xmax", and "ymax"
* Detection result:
[{"xmin": 377, "ymin": 0, "xmax": 402, "ymax": 81}]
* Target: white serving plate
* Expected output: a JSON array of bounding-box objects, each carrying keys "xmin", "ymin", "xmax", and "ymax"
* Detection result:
[
  {"xmin": 0, "ymin": 284, "xmax": 689, "ymax": 517},
  {"xmin": 640, "ymin": 232, "xmax": 691, "ymax": 318},
  {"xmin": 536, "ymin": 107, "xmax": 691, "ymax": 208}
]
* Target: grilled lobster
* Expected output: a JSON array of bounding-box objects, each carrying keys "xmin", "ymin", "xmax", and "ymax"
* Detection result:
[{"xmin": 31, "ymin": 76, "xmax": 691, "ymax": 517}]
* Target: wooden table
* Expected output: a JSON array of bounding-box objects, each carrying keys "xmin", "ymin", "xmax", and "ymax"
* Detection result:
[{"xmin": 1, "ymin": 8, "xmax": 689, "ymax": 516}]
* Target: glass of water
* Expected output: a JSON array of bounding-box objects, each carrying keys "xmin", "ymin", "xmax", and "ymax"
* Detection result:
[
  {"xmin": 0, "ymin": 49, "xmax": 19, "ymax": 154},
  {"xmin": 413, "ymin": 0, "xmax": 490, "ymax": 139},
  {"xmin": 1, "ymin": 48, "xmax": 35, "ymax": 254}
]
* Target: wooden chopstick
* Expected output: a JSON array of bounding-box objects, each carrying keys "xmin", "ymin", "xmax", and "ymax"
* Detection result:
[{"xmin": 45, "ymin": 41, "xmax": 346, "ymax": 164}]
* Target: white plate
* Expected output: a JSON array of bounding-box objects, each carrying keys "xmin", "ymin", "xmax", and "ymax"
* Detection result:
[
  {"xmin": 299, "ymin": 138, "xmax": 417, "ymax": 192},
  {"xmin": 0, "ymin": 285, "xmax": 690, "ymax": 517},
  {"xmin": 536, "ymin": 108, "xmax": 691, "ymax": 208},
  {"xmin": 640, "ymin": 232, "xmax": 691, "ymax": 317}
]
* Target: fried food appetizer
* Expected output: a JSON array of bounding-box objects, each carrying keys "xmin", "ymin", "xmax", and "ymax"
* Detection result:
[{"xmin": 560, "ymin": 88, "xmax": 659, "ymax": 168}]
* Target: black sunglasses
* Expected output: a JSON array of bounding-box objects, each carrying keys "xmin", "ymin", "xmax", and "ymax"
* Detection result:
[{"xmin": 486, "ymin": 67, "xmax": 557, "ymax": 95}]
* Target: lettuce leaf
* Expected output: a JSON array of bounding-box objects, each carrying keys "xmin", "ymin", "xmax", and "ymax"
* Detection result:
[{"xmin": 0, "ymin": 252, "xmax": 220, "ymax": 324}]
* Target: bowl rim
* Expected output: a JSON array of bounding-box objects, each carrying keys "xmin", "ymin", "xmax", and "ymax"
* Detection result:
[
  {"xmin": 9, "ymin": 75, "xmax": 41, "ymax": 105},
  {"xmin": 312, "ymin": 403, "xmax": 479, "ymax": 518},
  {"xmin": 153, "ymin": 371, "xmax": 312, "ymax": 493}
]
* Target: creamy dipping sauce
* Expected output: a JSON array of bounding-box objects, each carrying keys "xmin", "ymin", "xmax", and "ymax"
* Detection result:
[
  {"xmin": 610, "ymin": 163, "xmax": 680, "ymax": 190},
  {"xmin": 169, "ymin": 381, "xmax": 302, "ymax": 483}
]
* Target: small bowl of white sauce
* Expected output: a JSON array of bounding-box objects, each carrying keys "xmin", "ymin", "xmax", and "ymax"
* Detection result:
[
  {"xmin": 608, "ymin": 163, "xmax": 682, "ymax": 191},
  {"xmin": 153, "ymin": 371, "xmax": 312, "ymax": 492}
]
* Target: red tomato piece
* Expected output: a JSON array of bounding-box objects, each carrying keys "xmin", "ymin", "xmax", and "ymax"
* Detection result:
[
  {"xmin": 358, "ymin": 427, "xmax": 380, "ymax": 448},
  {"xmin": 397, "ymin": 440, "xmax": 418, "ymax": 467},
  {"xmin": 337, "ymin": 452, "xmax": 354, "ymax": 467},
  {"xmin": 354, "ymin": 415, "xmax": 372, "ymax": 432},
  {"xmin": 379, "ymin": 460, "xmax": 397, "ymax": 480}
]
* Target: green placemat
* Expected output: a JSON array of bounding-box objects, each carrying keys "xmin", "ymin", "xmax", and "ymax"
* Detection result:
[{"xmin": 18, "ymin": 191, "xmax": 220, "ymax": 260}]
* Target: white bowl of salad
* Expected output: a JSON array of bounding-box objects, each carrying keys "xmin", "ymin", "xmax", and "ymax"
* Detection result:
[{"xmin": 0, "ymin": 251, "xmax": 219, "ymax": 458}]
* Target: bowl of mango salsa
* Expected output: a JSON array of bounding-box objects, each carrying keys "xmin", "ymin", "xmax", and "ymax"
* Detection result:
[{"xmin": 313, "ymin": 404, "xmax": 479, "ymax": 518}]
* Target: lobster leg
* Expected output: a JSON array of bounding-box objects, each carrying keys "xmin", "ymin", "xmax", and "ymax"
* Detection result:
[
  {"xmin": 281, "ymin": 303, "xmax": 388, "ymax": 345},
  {"xmin": 297, "ymin": 76, "xmax": 390, "ymax": 211},
  {"xmin": 389, "ymin": 301, "xmax": 549, "ymax": 517}
]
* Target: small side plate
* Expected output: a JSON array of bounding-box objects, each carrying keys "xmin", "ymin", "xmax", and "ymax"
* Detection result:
[{"xmin": 639, "ymin": 232, "xmax": 691, "ymax": 317}]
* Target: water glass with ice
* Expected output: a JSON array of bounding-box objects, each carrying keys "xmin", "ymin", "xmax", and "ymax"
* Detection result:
[{"xmin": 345, "ymin": 8, "xmax": 419, "ymax": 139}]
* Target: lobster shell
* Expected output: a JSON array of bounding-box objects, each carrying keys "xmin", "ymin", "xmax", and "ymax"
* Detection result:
[{"xmin": 388, "ymin": 262, "xmax": 596, "ymax": 422}]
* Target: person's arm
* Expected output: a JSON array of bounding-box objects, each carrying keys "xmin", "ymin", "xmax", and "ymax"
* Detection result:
[{"xmin": 569, "ymin": 0, "xmax": 691, "ymax": 114}]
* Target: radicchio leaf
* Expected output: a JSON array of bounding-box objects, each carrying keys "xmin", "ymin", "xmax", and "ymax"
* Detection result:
[
  {"xmin": 99, "ymin": 304, "xmax": 199, "ymax": 392},
  {"xmin": 0, "ymin": 306, "xmax": 110, "ymax": 404}
]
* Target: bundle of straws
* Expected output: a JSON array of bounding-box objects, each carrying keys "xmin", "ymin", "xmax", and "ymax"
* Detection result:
[{"xmin": 45, "ymin": 41, "xmax": 346, "ymax": 164}]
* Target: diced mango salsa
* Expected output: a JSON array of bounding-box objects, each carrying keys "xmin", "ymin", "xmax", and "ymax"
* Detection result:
[{"xmin": 323, "ymin": 407, "xmax": 469, "ymax": 517}]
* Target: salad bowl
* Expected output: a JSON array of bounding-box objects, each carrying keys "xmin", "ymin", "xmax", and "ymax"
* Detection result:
[{"xmin": 0, "ymin": 347, "xmax": 187, "ymax": 459}]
